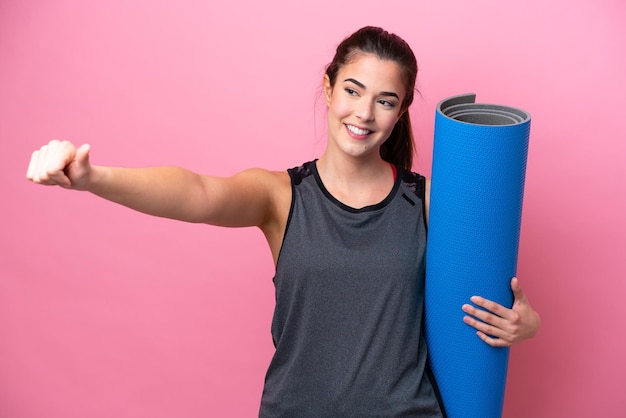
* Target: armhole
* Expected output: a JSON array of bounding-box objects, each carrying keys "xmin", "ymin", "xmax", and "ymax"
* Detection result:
[
  {"xmin": 419, "ymin": 175, "xmax": 427, "ymax": 235},
  {"xmin": 277, "ymin": 168, "xmax": 298, "ymax": 262},
  {"xmin": 275, "ymin": 163, "xmax": 312, "ymax": 270},
  {"xmin": 425, "ymin": 362, "xmax": 447, "ymax": 418}
]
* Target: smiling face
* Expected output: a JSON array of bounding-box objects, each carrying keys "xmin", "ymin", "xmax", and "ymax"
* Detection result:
[{"xmin": 323, "ymin": 53, "xmax": 406, "ymax": 163}]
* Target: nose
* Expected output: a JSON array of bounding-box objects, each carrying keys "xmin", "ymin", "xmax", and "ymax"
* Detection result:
[{"xmin": 355, "ymin": 100, "xmax": 375, "ymax": 121}]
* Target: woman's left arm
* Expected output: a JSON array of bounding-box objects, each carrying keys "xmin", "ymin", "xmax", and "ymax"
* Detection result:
[
  {"xmin": 461, "ymin": 277, "xmax": 541, "ymax": 347},
  {"xmin": 423, "ymin": 179, "xmax": 540, "ymax": 347}
]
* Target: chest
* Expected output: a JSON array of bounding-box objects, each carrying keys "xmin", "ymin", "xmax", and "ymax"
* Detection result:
[{"xmin": 275, "ymin": 179, "xmax": 426, "ymax": 298}]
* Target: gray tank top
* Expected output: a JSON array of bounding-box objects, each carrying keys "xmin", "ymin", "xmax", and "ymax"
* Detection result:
[{"xmin": 260, "ymin": 161, "xmax": 444, "ymax": 417}]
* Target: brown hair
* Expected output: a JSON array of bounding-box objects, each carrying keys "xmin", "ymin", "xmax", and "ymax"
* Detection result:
[{"xmin": 325, "ymin": 26, "xmax": 418, "ymax": 170}]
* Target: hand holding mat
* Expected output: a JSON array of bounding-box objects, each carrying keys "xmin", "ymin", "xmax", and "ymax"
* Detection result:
[{"xmin": 425, "ymin": 94, "xmax": 530, "ymax": 418}]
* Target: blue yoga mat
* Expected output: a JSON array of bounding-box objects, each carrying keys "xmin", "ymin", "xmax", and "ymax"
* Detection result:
[{"xmin": 425, "ymin": 94, "xmax": 530, "ymax": 418}]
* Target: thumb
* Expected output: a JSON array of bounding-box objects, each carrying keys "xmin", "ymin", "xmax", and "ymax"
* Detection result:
[
  {"xmin": 63, "ymin": 143, "xmax": 92, "ymax": 190},
  {"xmin": 511, "ymin": 277, "xmax": 527, "ymax": 302},
  {"xmin": 74, "ymin": 144, "xmax": 91, "ymax": 167}
]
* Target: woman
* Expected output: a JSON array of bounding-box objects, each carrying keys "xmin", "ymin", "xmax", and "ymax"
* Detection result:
[{"xmin": 27, "ymin": 26, "xmax": 540, "ymax": 417}]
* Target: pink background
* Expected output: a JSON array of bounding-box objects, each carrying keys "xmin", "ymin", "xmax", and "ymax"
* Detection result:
[{"xmin": 1, "ymin": 0, "xmax": 625, "ymax": 417}]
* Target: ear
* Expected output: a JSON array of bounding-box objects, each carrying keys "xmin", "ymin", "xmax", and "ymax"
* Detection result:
[{"xmin": 323, "ymin": 74, "xmax": 332, "ymax": 106}]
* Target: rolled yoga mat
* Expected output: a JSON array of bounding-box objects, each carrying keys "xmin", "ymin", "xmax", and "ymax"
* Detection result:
[{"xmin": 425, "ymin": 94, "xmax": 530, "ymax": 418}]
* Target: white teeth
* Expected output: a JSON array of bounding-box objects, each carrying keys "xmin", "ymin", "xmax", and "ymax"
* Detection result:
[{"xmin": 346, "ymin": 124, "xmax": 371, "ymax": 136}]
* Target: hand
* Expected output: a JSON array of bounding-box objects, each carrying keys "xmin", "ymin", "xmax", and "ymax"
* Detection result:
[
  {"xmin": 462, "ymin": 277, "xmax": 541, "ymax": 347},
  {"xmin": 26, "ymin": 140, "xmax": 92, "ymax": 190}
]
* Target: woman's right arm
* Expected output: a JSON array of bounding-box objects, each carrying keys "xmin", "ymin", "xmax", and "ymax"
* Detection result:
[{"xmin": 26, "ymin": 140, "xmax": 285, "ymax": 229}]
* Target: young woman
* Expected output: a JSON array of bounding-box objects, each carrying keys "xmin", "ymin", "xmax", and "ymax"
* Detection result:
[{"xmin": 27, "ymin": 26, "xmax": 540, "ymax": 417}]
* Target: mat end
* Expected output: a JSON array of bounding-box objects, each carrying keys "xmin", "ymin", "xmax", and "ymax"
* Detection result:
[{"xmin": 438, "ymin": 93, "xmax": 477, "ymax": 112}]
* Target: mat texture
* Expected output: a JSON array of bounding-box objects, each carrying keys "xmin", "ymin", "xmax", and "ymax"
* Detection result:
[{"xmin": 425, "ymin": 94, "xmax": 530, "ymax": 418}]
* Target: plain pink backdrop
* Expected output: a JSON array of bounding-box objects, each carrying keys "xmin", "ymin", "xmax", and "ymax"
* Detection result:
[{"xmin": 1, "ymin": 0, "xmax": 625, "ymax": 417}]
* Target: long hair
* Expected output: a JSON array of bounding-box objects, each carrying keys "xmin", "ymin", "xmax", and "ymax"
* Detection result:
[{"xmin": 325, "ymin": 26, "xmax": 418, "ymax": 170}]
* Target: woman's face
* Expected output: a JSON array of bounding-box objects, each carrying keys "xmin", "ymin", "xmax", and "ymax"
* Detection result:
[{"xmin": 324, "ymin": 53, "xmax": 406, "ymax": 162}]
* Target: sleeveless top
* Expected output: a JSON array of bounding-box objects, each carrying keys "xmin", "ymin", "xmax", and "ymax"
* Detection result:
[{"xmin": 259, "ymin": 161, "xmax": 444, "ymax": 418}]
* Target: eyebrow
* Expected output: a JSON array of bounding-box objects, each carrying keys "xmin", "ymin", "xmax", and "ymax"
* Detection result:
[{"xmin": 343, "ymin": 78, "xmax": 400, "ymax": 100}]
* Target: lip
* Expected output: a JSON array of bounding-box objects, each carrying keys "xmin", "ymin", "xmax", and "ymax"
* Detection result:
[{"xmin": 345, "ymin": 123, "xmax": 374, "ymax": 140}]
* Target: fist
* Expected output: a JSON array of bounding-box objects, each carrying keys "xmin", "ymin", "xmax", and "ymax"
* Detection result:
[{"xmin": 26, "ymin": 140, "xmax": 92, "ymax": 190}]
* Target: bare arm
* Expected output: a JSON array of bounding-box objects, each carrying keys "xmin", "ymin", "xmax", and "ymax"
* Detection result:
[{"xmin": 26, "ymin": 140, "xmax": 282, "ymax": 228}]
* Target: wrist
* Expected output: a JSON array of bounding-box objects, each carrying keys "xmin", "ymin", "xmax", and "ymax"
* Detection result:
[{"xmin": 83, "ymin": 165, "xmax": 108, "ymax": 192}]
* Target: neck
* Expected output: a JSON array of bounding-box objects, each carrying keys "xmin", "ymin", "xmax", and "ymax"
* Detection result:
[
  {"xmin": 317, "ymin": 151, "xmax": 389, "ymax": 183},
  {"xmin": 316, "ymin": 152, "xmax": 395, "ymax": 209}
]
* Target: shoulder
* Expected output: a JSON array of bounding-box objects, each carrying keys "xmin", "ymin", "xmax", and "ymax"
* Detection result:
[
  {"xmin": 397, "ymin": 166, "xmax": 427, "ymax": 200},
  {"xmin": 396, "ymin": 167, "xmax": 430, "ymax": 224},
  {"xmin": 232, "ymin": 167, "xmax": 291, "ymax": 198},
  {"xmin": 286, "ymin": 160, "xmax": 316, "ymax": 185}
]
